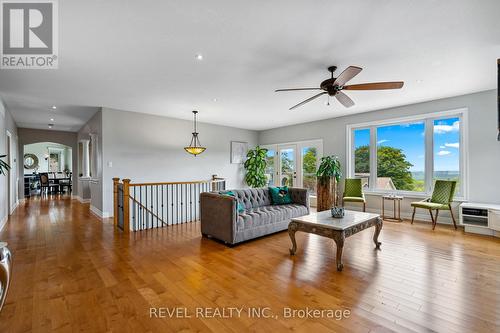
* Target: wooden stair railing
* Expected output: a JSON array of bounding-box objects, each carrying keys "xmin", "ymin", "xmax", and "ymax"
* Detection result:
[{"xmin": 113, "ymin": 176, "xmax": 226, "ymax": 232}]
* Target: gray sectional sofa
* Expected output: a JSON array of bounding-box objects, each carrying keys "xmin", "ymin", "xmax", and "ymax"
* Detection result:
[{"xmin": 200, "ymin": 187, "xmax": 309, "ymax": 245}]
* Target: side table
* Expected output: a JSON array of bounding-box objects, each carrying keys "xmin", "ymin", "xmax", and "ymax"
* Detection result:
[{"xmin": 382, "ymin": 195, "xmax": 403, "ymax": 222}]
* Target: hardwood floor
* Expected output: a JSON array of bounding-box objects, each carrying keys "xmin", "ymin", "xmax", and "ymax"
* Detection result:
[{"xmin": 0, "ymin": 197, "xmax": 499, "ymax": 332}]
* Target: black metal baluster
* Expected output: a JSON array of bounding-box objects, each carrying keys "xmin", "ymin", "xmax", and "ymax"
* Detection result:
[
  {"xmin": 176, "ymin": 184, "xmax": 179, "ymax": 225},
  {"xmin": 171, "ymin": 185, "xmax": 174, "ymax": 225},
  {"xmin": 182, "ymin": 184, "xmax": 185, "ymax": 224},
  {"xmin": 194, "ymin": 183, "xmax": 197, "ymax": 221},
  {"xmin": 166, "ymin": 184, "xmax": 169, "ymax": 226},
  {"xmin": 189, "ymin": 184, "xmax": 193, "ymax": 222},
  {"xmin": 133, "ymin": 187, "xmax": 136, "ymax": 231},
  {"xmin": 140, "ymin": 186, "xmax": 143, "ymax": 230},
  {"xmin": 149, "ymin": 185, "xmax": 154, "ymax": 228},
  {"xmin": 161, "ymin": 185, "xmax": 165, "ymax": 227},
  {"xmin": 147, "ymin": 185, "xmax": 150, "ymax": 229}
]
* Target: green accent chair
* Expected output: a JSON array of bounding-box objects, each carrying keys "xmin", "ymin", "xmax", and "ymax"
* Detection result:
[
  {"xmin": 411, "ymin": 180, "xmax": 457, "ymax": 230},
  {"xmin": 342, "ymin": 178, "xmax": 366, "ymax": 212}
]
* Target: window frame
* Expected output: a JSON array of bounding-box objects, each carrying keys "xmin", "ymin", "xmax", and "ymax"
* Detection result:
[{"xmin": 346, "ymin": 108, "xmax": 468, "ymax": 200}]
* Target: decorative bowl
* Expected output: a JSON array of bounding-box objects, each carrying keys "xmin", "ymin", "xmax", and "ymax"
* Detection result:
[{"xmin": 331, "ymin": 207, "xmax": 345, "ymax": 218}]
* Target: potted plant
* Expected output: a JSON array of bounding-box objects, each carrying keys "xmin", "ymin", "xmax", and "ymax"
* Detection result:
[
  {"xmin": 0, "ymin": 154, "xmax": 10, "ymax": 176},
  {"xmin": 316, "ymin": 155, "xmax": 342, "ymax": 212},
  {"xmin": 244, "ymin": 146, "xmax": 268, "ymax": 188}
]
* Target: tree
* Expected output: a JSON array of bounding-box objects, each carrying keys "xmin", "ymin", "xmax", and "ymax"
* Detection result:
[
  {"xmin": 354, "ymin": 146, "xmax": 369, "ymax": 173},
  {"xmin": 302, "ymin": 148, "xmax": 317, "ymax": 174},
  {"xmin": 355, "ymin": 145, "xmax": 415, "ymax": 191}
]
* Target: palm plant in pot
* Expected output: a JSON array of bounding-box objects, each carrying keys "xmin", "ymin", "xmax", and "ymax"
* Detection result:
[
  {"xmin": 316, "ymin": 155, "xmax": 342, "ymax": 212},
  {"xmin": 244, "ymin": 146, "xmax": 268, "ymax": 188}
]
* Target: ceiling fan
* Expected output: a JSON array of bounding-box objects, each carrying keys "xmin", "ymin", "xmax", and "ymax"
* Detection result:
[{"xmin": 275, "ymin": 66, "xmax": 404, "ymax": 110}]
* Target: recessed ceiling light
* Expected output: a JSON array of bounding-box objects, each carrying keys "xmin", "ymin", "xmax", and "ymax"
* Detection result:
[
  {"xmin": 195, "ymin": 54, "xmax": 203, "ymax": 60},
  {"xmin": 50, "ymin": 118, "xmax": 54, "ymax": 121},
  {"xmin": 51, "ymin": 105, "xmax": 57, "ymax": 109},
  {"xmin": 48, "ymin": 124, "xmax": 54, "ymax": 128},
  {"xmin": 213, "ymin": 98, "xmax": 217, "ymax": 102}
]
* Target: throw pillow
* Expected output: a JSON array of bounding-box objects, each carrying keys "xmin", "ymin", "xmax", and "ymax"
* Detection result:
[
  {"xmin": 219, "ymin": 191, "xmax": 245, "ymax": 213},
  {"xmin": 269, "ymin": 186, "xmax": 292, "ymax": 205}
]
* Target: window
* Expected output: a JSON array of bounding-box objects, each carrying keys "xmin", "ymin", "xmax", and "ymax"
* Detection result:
[
  {"xmin": 433, "ymin": 117, "xmax": 461, "ymax": 194},
  {"xmin": 376, "ymin": 122, "xmax": 425, "ymax": 192},
  {"xmin": 265, "ymin": 149, "xmax": 276, "ymax": 186},
  {"xmin": 348, "ymin": 110, "xmax": 466, "ymax": 198},
  {"xmin": 353, "ymin": 128, "xmax": 370, "ymax": 189},
  {"xmin": 280, "ymin": 148, "xmax": 295, "ymax": 186},
  {"xmin": 302, "ymin": 146, "xmax": 318, "ymax": 194}
]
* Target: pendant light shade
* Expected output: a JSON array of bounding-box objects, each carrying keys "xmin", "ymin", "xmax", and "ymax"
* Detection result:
[{"xmin": 184, "ymin": 111, "xmax": 206, "ymax": 156}]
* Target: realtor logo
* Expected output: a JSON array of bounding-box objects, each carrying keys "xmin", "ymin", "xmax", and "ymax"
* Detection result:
[{"xmin": 1, "ymin": 0, "xmax": 58, "ymax": 69}]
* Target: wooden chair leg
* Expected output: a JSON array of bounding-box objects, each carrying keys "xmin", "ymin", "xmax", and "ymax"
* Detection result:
[
  {"xmin": 449, "ymin": 204, "xmax": 457, "ymax": 230},
  {"xmin": 363, "ymin": 202, "xmax": 366, "ymax": 212},
  {"xmin": 433, "ymin": 210, "xmax": 439, "ymax": 230},
  {"xmin": 411, "ymin": 207, "xmax": 416, "ymax": 224},
  {"xmin": 428, "ymin": 209, "xmax": 435, "ymax": 229}
]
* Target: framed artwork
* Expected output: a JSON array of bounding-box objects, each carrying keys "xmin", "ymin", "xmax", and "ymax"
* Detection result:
[{"xmin": 231, "ymin": 141, "xmax": 248, "ymax": 164}]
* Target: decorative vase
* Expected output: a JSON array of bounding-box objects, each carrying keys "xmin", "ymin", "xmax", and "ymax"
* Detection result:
[
  {"xmin": 0, "ymin": 242, "xmax": 12, "ymax": 313},
  {"xmin": 331, "ymin": 207, "xmax": 345, "ymax": 218}
]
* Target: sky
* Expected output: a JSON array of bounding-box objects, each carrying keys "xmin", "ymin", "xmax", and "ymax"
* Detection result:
[{"xmin": 354, "ymin": 117, "xmax": 460, "ymax": 172}]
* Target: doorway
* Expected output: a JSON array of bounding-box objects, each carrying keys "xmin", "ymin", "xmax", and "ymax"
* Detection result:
[{"xmin": 23, "ymin": 142, "xmax": 73, "ymax": 197}]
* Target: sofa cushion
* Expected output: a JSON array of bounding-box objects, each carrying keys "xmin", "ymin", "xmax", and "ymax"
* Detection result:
[
  {"xmin": 232, "ymin": 188, "xmax": 272, "ymax": 209},
  {"xmin": 219, "ymin": 191, "xmax": 245, "ymax": 213},
  {"xmin": 269, "ymin": 186, "xmax": 292, "ymax": 205},
  {"xmin": 236, "ymin": 204, "xmax": 308, "ymax": 231}
]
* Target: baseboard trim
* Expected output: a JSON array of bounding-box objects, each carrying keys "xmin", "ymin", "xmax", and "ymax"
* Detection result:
[
  {"xmin": 9, "ymin": 200, "xmax": 19, "ymax": 215},
  {"xmin": 90, "ymin": 205, "xmax": 110, "ymax": 219},
  {"xmin": 74, "ymin": 195, "xmax": 91, "ymax": 204},
  {"xmin": 344, "ymin": 205, "xmax": 455, "ymax": 225},
  {"xmin": 0, "ymin": 215, "xmax": 7, "ymax": 232}
]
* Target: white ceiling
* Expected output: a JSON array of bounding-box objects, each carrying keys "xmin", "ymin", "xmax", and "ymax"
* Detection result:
[{"xmin": 0, "ymin": 0, "xmax": 499, "ymax": 131}]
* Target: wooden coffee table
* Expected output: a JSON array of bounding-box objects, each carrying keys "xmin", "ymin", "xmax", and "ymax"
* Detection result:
[{"xmin": 288, "ymin": 210, "xmax": 383, "ymax": 271}]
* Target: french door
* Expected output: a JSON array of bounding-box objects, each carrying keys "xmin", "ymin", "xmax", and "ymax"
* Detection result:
[
  {"xmin": 278, "ymin": 145, "xmax": 297, "ymax": 187},
  {"xmin": 262, "ymin": 140, "xmax": 323, "ymax": 196}
]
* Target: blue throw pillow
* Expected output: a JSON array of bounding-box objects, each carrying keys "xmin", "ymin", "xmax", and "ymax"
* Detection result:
[
  {"xmin": 219, "ymin": 191, "xmax": 245, "ymax": 213},
  {"xmin": 269, "ymin": 186, "xmax": 292, "ymax": 205}
]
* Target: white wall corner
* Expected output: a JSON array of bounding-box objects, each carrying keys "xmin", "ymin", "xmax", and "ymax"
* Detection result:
[
  {"xmin": 90, "ymin": 204, "xmax": 109, "ymax": 219},
  {"xmin": 73, "ymin": 195, "xmax": 91, "ymax": 204}
]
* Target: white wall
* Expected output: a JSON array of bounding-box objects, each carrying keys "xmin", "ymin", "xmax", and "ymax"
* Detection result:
[
  {"xmin": 77, "ymin": 110, "xmax": 103, "ymax": 212},
  {"xmin": 101, "ymin": 107, "xmax": 259, "ymax": 217},
  {"xmin": 23, "ymin": 142, "xmax": 72, "ymax": 173},
  {"xmin": 259, "ymin": 90, "xmax": 500, "ymax": 223},
  {"xmin": 0, "ymin": 98, "xmax": 19, "ymax": 231}
]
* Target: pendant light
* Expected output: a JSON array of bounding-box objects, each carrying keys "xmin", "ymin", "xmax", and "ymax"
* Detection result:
[{"xmin": 184, "ymin": 110, "xmax": 206, "ymax": 156}]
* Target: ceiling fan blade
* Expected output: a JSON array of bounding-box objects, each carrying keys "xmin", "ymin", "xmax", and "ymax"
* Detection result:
[
  {"xmin": 289, "ymin": 92, "xmax": 326, "ymax": 110},
  {"xmin": 275, "ymin": 88, "xmax": 322, "ymax": 92},
  {"xmin": 335, "ymin": 91, "xmax": 355, "ymax": 108},
  {"xmin": 334, "ymin": 66, "xmax": 363, "ymax": 87},
  {"xmin": 343, "ymin": 81, "xmax": 404, "ymax": 90}
]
